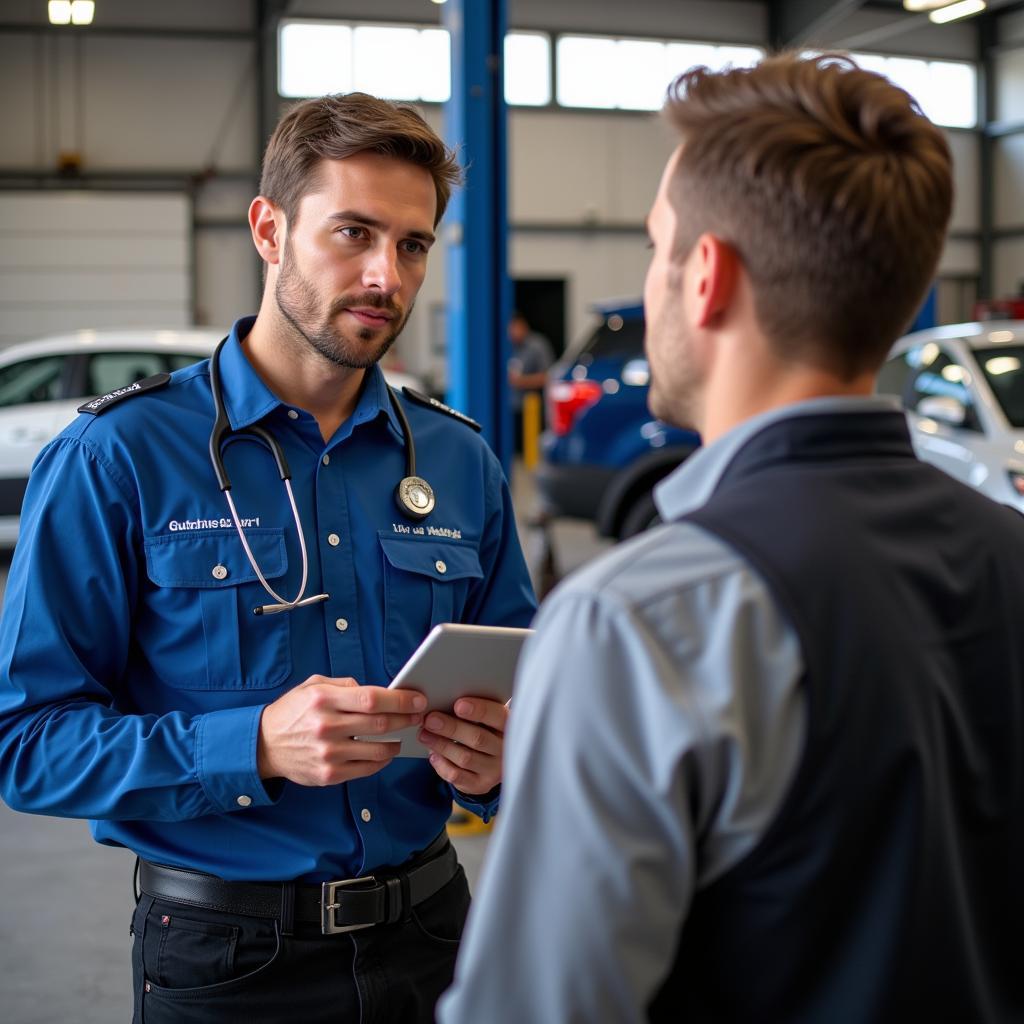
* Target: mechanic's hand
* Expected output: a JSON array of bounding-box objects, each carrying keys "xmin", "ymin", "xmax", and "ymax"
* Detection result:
[
  {"xmin": 257, "ymin": 675, "xmax": 426, "ymax": 786},
  {"xmin": 418, "ymin": 697, "xmax": 508, "ymax": 795}
]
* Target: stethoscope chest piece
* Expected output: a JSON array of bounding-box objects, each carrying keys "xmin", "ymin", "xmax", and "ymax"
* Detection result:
[{"xmin": 396, "ymin": 475, "xmax": 435, "ymax": 519}]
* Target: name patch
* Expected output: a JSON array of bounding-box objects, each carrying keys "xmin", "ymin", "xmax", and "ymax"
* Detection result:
[{"xmin": 78, "ymin": 373, "xmax": 171, "ymax": 415}]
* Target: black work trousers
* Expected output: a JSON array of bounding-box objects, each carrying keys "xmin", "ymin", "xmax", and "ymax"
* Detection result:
[{"xmin": 130, "ymin": 866, "xmax": 471, "ymax": 1023}]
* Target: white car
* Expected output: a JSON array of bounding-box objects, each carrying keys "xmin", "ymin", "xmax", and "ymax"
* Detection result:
[
  {"xmin": 879, "ymin": 320, "xmax": 1024, "ymax": 510},
  {"xmin": 0, "ymin": 328, "xmax": 423, "ymax": 547}
]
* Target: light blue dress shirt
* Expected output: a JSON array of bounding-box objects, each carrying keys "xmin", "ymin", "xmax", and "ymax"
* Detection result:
[
  {"xmin": 0, "ymin": 316, "xmax": 536, "ymax": 881},
  {"xmin": 440, "ymin": 397, "xmax": 899, "ymax": 1024}
]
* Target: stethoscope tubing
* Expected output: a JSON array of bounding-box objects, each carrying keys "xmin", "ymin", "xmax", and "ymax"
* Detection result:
[{"xmin": 207, "ymin": 336, "xmax": 431, "ymax": 616}]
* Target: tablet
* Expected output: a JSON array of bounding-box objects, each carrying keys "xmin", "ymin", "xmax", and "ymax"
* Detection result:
[{"xmin": 370, "ymin": 622, "xmax": 533, "ymax": 758}]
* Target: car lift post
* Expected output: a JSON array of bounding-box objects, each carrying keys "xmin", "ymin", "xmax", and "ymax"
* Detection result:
[{"xmin": 443, "ymin": 0, "xmax": 512, "ymax": 475}]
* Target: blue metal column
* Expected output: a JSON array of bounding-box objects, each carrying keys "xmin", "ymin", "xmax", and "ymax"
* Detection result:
[{"xmin": 443, "ymin": 0, "xmax": 510, "ymax": 471}]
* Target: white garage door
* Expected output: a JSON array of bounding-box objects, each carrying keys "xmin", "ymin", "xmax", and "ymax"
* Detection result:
[{"xmin": 0, "ymin": 191, "xmax": 190, "ymax": 348}]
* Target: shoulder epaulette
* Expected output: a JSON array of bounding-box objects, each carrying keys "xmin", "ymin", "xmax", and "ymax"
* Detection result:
[
  {"xmin": 78, "ymin": 373, "xmax": 171, "ymax": 415},
  {"xmin": 401, "ymin": 387, "xmax": 482, "ymax": 432}
]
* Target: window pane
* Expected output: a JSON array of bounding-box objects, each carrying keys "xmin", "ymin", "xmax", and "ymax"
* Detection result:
[
  {"xmin": 505, "ymin": 32, "xmax": 550, "ymax": 106},
  {"xmin": 86, "ymin": 353, "xmax": 164, "ymax": 397},
  {"xmin": 710, "ymin": 46, "xmax": 763, "ymax": 71},
  {"xmin": 977, "ymin": 345, "xmax": 1024, "ymax": 426},
  {"xmin": 850, "ymin": 51, "xmax": 889, "ymax": 77},
  {"xmin": 419, "ymin": 29, "xmax": 451, "ymax": 102},
  {"xmin": 279, "ymin": 22, "xmax": 352, "ymax": 98},
  {"xmin": 851, "ymin": 52, "xmax": 977, "ymax": 128},
  {"xmin": 353, "ymin": 26, "xmax": 423, "ymax": 100},
  {"xmin": 556, "ymin": 36, "xmax": 619, "ymax": 108},
  {"xmin": 167, "ymin": 353, "xmax": 206, "ymax": 372},
  {"xmin": 924, "ymin": 60, "xmax": 976, "ymax": 129},
  {"xmin": 665, "ymin": 42, "xmax": 719, "ymax": 80},
  {"xmin": 0, "ymin": 356, "xmax": 65, "ymax": 407},
  {"xmin": 877, "ymin": 353, "xmax": 915, "ymax": 399},
  {"xmin": 884, "ymin": 57, "xmax": 932, "ymax": 113},
  {"xmin": 616, "ymin": 40, "xmax": 670, "ymax": 110}
]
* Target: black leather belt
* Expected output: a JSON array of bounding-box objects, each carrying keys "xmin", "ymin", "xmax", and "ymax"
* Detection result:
[{"xmin": 139, "ymin": 832, "xmax": 456, "ymax": 936}]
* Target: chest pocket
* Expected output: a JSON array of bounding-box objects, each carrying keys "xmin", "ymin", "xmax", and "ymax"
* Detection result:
[
  {"xmin": 379, "ymin": 534, "xmax": 484, "ymax": 679},
  {"xmin": 143, "ymin": 530, "xmax": 291, "ymax": 690}
]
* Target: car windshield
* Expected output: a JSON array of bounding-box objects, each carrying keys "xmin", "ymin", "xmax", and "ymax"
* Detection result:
[
  {"xmin": 975, "ymin": 344, "xmax": 1024, "ymax": 428},
  {"xmin": 582, "ymin": 317, "xmax": 644, "ymax": 359}
]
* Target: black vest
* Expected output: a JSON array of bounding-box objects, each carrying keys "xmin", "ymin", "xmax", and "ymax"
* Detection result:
[{"xmin": 650, "ymin": 410, "xmax": 1024, "ymax": 1023}]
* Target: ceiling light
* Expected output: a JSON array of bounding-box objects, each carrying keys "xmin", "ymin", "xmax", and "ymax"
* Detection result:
[
  {"xmin": 48, "ymin": 0, "xmax": 94, "ymax": 25},
  {"xmin": 929, "ymin": 0, "xmax": 986, "ymax": 23},
  {"xmin": 903, "ymin": 0, "xmax": 951, "ymax": 9},
  {"xmin": 48, "ymin": 1, "xmax": 71, "ymax": 23},
  {"xmin": 70, "ymin": 0, "xmax": 94, "ymax": 24}
]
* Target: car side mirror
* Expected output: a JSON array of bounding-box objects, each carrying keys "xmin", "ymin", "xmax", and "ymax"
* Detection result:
[{"xmin": 916, "ymin": 395, "xmax": 967, "ymax": 427}]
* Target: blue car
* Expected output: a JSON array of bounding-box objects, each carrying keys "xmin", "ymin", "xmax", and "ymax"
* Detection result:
[{"xmin": 537, "ymin": 301, "xmax": 702, "ymax": 539}]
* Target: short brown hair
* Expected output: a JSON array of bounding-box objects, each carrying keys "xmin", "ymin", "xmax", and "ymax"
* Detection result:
[
  {"xmin": 664, "ymin": 53, "xmax": 953, "ymax": 377},
  {"xmin": 260, "ymin": 92, "xmax": 462, "ymax": 226}
]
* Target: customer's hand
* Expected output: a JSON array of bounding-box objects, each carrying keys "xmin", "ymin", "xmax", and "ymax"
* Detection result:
[
  {"xmin": 418, "ymin": 697, "xmax": 508, "ymax": 795},
  {"xmin": 257, "ymin": 675, "xmax": 426, "ymax": 786}
]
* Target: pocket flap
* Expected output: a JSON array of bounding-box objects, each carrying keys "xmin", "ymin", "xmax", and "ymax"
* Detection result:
[
  {"xmin": 144, "ymin": 529, "xmax": 287, "ymax": 588},
  {"xmin": 378, "ymin": 533, "xmax": 483, "ymax": 583}
]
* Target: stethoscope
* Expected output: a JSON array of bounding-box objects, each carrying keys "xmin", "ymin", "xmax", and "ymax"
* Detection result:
[{"xmin": 208, "ymin": 337, "xmax": 436, "ymax": 616}]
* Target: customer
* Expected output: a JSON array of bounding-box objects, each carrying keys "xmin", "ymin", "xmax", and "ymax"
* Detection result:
[{"xmin": 440, "ymin": 53, "xmax": 1024, "ymax": 1023}]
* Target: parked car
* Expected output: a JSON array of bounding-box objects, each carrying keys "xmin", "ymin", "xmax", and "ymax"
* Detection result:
[
  {"xmin": 879, "ymin": 320, "xmax": 1024, "ymax": 511},
  {"xmin": 537, "ymin": 301, "xmax": 702, "ymax": 539},
  {"xmin": 0, "ymin": 328, "xmax": 424, "ymax": 547}
]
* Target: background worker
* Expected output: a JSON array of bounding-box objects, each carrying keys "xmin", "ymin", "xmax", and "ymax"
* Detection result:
[
  {"xmin": 507, "ymin": 310, "xmax": 554, "ymax": 454},
  {"xmin": 0, "ymin": 92, "xmax": 535, "ymax": 1024},
  {"xmin": 441, "ymin": 53, "xmax": 1024, "ymax": 1023}
]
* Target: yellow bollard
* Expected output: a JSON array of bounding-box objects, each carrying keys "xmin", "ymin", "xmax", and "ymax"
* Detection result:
[{"xmin": 522, "ymin": 391, "xmax": 542, "ymax": 470}]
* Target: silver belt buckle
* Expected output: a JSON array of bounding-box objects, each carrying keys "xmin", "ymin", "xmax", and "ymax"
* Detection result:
[{"xmin": 321, "ymin": 875, "xmax": 376, "ymax": 935}]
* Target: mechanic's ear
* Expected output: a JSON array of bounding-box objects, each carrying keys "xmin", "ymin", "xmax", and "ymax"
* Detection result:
[{"xmin": 249, "ymin": 196, "xmax": 285, "ymax": 266}]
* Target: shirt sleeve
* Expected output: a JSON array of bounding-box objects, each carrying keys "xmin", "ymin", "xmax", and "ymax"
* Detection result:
[
  {"xmin": 0, "ymin": 435, "xmax": 275, "ymax": 821},
  {"xmin": 439, "ymin": 542, "xmax": 805, "ymax": 1023}
]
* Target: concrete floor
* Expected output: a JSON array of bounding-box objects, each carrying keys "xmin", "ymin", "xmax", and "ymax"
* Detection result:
[{"xmin": 0, "ymin": 464, "xmax": 610, "ymax": 1023}]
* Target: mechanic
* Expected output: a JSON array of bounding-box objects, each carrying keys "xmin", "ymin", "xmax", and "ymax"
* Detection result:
[
  {"xmin": 441, "ymin": 54, "xmax": 1024, "ymax": 1022},
  {"xmin": 0, "ymin": 92, "xmax": 535, "ymax": 1024}
]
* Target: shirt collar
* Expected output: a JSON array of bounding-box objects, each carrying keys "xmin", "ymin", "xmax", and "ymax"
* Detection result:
[
  {"xmin": 218, "ymin": 315, "xmax": 403, "ymax": 440},
  {"xmin": 654, "ymin": 394, "xmax": 903, "ymax": 522}
]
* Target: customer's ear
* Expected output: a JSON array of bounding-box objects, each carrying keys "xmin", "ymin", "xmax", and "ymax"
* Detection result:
[{"xmin": 688, "ymin": 233, "xmax": 739, "ymax": 329}]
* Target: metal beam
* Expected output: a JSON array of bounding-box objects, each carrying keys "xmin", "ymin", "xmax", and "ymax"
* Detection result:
[
  {"xmin": 769, "ymin": 0, "xmax": 866, "ymax": 49},
  {"xmin": 979, "ymin": 11, "xmax": 996, "ymax": 299},
  {"xmin": 0, "ymin": 22, "xmax": 253, "ymax": 42},
  {"xmin": 443, "ymin": 0, "xmax": 511, "ymax": 470}
]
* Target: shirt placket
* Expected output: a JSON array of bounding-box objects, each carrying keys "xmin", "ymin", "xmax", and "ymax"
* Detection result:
[{"xmin": 314, "ymin": 429, "xmax": 388, "ymax": 866}]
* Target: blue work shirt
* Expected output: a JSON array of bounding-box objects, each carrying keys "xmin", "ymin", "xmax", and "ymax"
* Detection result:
[{"xmin": 0, "ymin": 316, "xmax": 536, "ymax": 881}]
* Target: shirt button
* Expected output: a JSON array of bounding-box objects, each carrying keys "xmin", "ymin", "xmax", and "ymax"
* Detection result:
[
  {"xmin": 360, "ymin": 808, "xmax": 372, "ymax": 823},
  {"xmin": 322, "ymin": 454, "xmax": 330, "ymax": 466},
  {"xmin": 435, "ymin": 560, "xmax": 447, "ymax": 574},
  {"xmin": 212, "ymin": 564, "xmax": 228, "ymax": 580},
  {"xmin": 287, "ymin": 409, "xmax": 299, "ymax": 420},
  {"xmin": 335, "ymin": 618, "xmax": 349, "ymax": 632},
  {"xmin": 327, "ymin": 533, "xmax": 341, "ymax": 547},
  {"xmin": 236, "ymin": 795, "xmax": 252, "ymax": 807}
]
